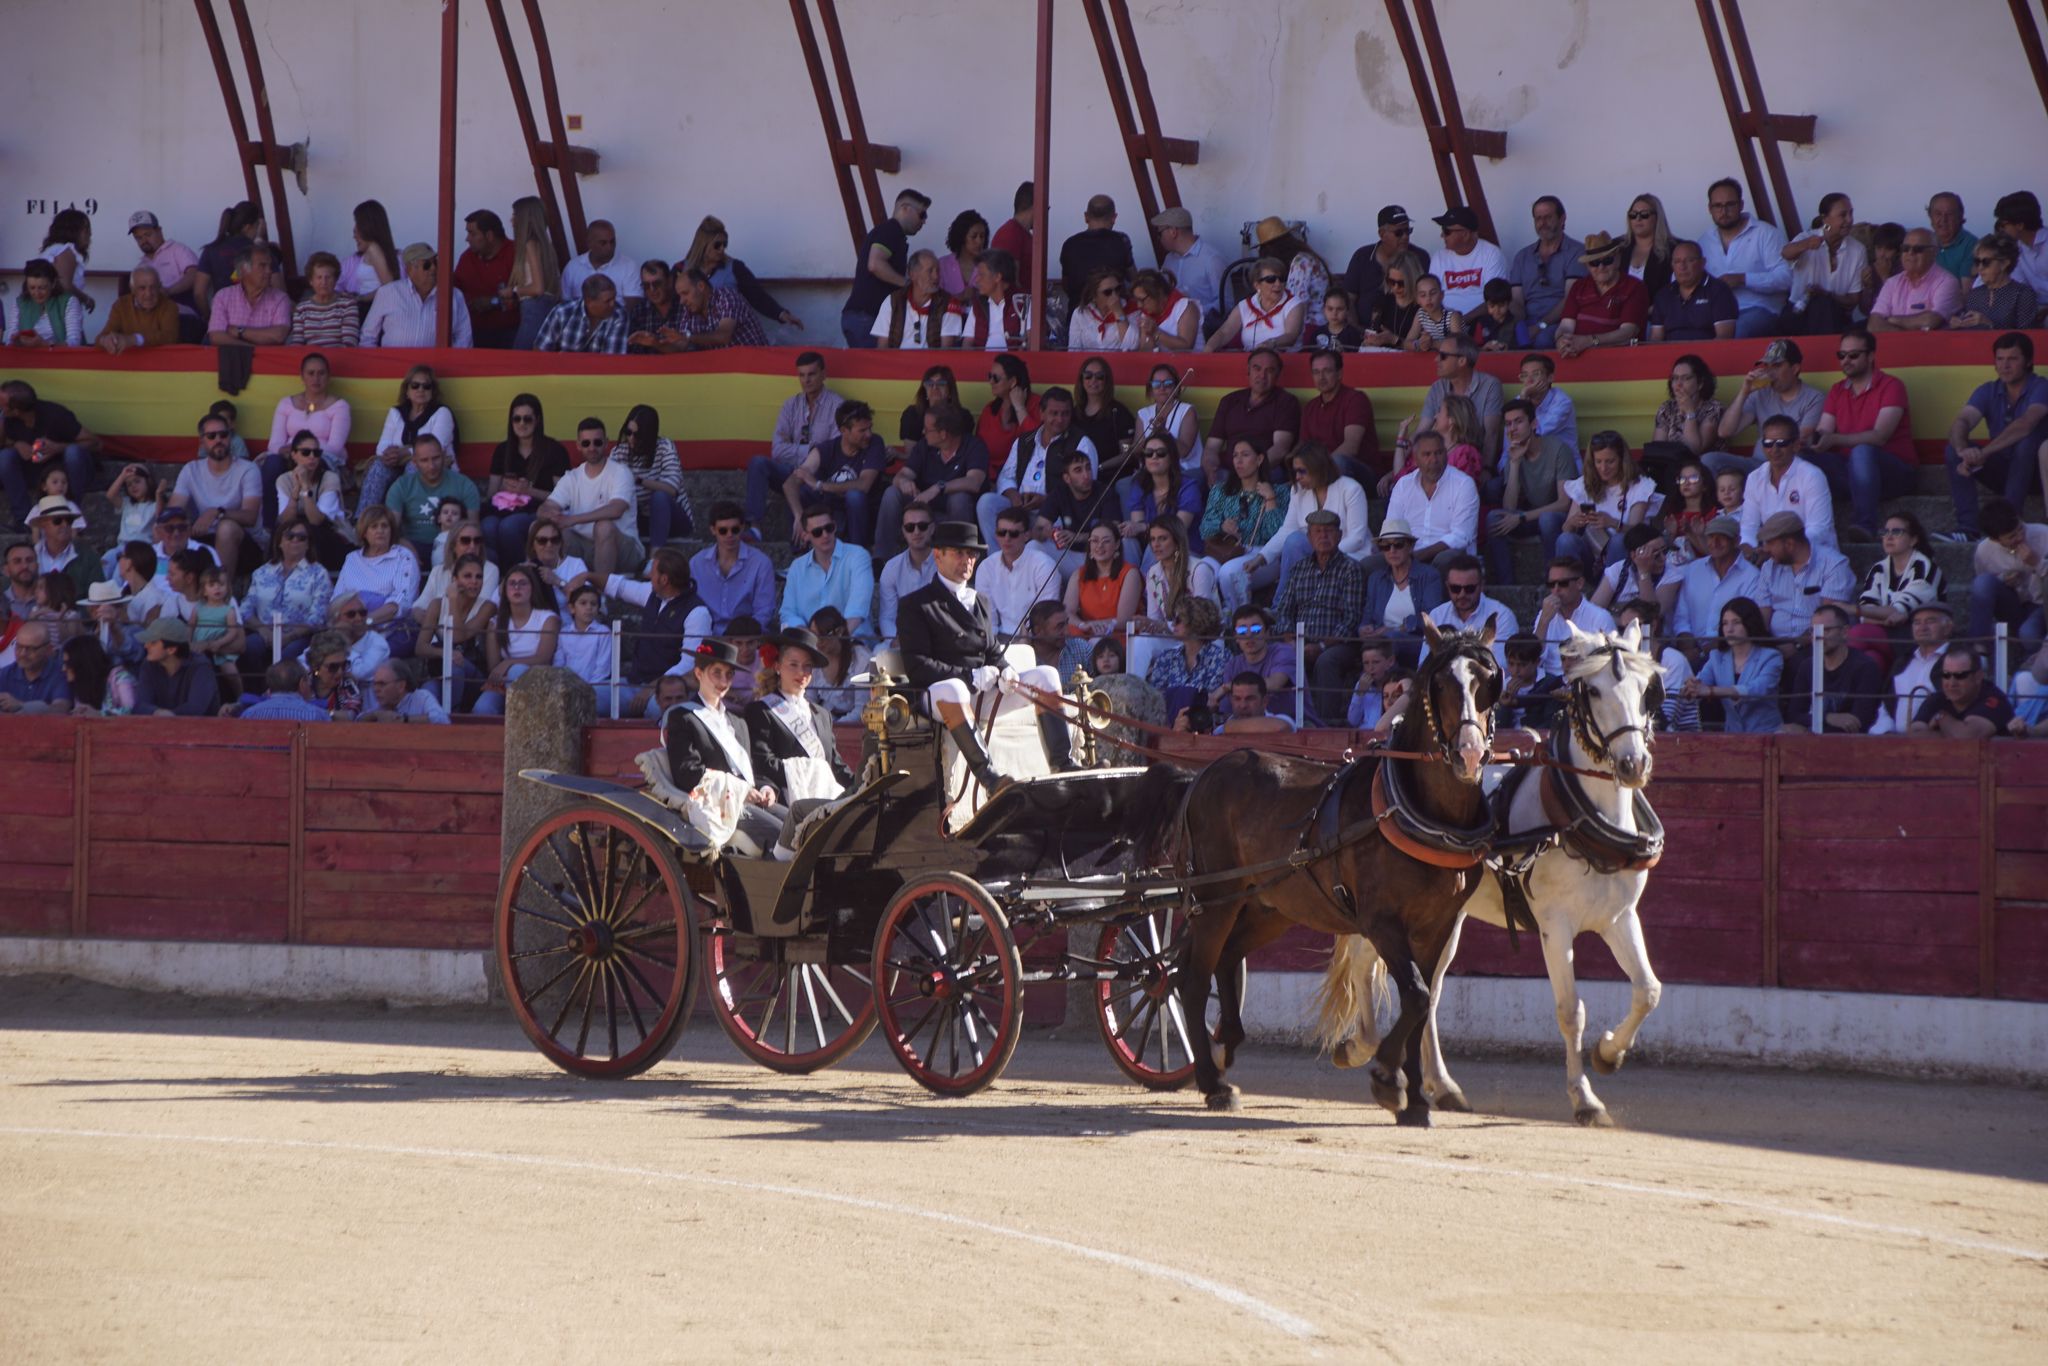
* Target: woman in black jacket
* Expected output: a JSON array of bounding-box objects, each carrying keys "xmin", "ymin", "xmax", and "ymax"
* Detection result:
[{"xmin": 745, "ymin": 628, "xmax": 855, "ymax": 807}]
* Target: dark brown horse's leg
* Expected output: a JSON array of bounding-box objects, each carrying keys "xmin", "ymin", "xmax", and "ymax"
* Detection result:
[
  {"xmin": 1214, "ymin": 911, "xmax": 1292, "ymax": 1071},
  {"xmin": 1177, "ymin": 900, "xmax": 1239, "ymax": 1110},
  {"xmin": 1361, "ymin": 916, "xmax": 1433, "ymax": 1122}
]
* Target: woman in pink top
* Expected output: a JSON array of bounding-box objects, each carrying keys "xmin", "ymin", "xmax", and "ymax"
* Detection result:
[{"xmin": 258, "ymin": 352, "xmax": 353, "ymax": 528}]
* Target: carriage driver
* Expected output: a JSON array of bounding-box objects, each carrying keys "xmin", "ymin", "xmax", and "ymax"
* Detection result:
[{"xmin": 896, "ymin": 520, "xmax": 1074, "ymax": 789}]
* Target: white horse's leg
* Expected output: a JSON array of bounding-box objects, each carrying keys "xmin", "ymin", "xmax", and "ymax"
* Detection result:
[
  {"xmin": 1588, "ymin": 895, "xmax": 1662, "ymax": 1076},
  {"xmin": 1538, "ymin": 908, "xmax": 1609, "ymax": 1126},
  {"xmin": 1421, "ymin": 906, "xmax": 1472, "ymax": 1111}
]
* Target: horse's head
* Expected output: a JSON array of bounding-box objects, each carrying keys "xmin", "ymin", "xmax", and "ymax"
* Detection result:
[
  {"xmin": 1413, "ymin": 618, "xmax": 1503, "ymax": 785},
  {"xmin": 1559, "ymin": 621, "xmax": 1661, "ymax": 788}
]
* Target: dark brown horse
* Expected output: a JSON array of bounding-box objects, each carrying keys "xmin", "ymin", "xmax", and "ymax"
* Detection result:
[{"xmin": 1163, "ymin": 620, "xmax": 1501, "ymax": 1125}]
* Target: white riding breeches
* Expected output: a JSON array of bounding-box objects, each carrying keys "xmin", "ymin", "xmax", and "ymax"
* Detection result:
[{"xmin": 927, "ymin": 664, "xmax": 1063, "ymax": 718}]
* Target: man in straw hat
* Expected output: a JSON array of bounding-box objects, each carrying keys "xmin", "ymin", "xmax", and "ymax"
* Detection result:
[
  {"xmin": 1554, "ymin": 231, "xmax": 1649, "ymax": 358},
  {"xmin": 896, "ymin": 521, "xmax": 1073, "ymax": 789},
  {"xmin": 26, "ymin": 495, "xmax": 103, "ymax": 599}
]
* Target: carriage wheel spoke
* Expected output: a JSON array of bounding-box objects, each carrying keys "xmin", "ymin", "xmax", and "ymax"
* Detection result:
[
  {"xmin": 616, "ymin": 952, "xmax": 671, "ymax": 1016},
  {"xmin": 574, "ymin": 963, "xmax": 599, "ymax": 1057},
  {"xmin": 614, "ymin": 961, "xmax": 651, "ymax": 1043},
  {"xmin": 508, "ymin": 942, "xmax": 574, "ymax": 963},
  {"xmin": 519, "ymin": 954, "xmax": 581, "ymax": 1010},
  {"xmin": 808, "ymin": 967, "xmax": 857, "ymax": 1028},
  {"xmin": 541, "ymin": 833, "xmax": 598, "ymax": 921},
  {"xmin": 546, "ymin": 963, "xmax": 594, "ymax": 1041},
  {"xmin": 514, "ymin": 868, "xmax": 584, "ymax": 929},
  {"xmin": 618, "ymin": 940, "xmax": 677, "ymax": 972},
  {"xmin": 782, "ymin": 969, "xmax": 799, "ymax": 1055},
  {"xmin": 571, "ymin": 827, "xmax": 607, "ymax": 927},
  {"xmin": 897, "ymin": 995, "xmax": 944, "ymax": 1056},
  {"xmin": 1125, "ymin": 992, "xmax": 1159, "ymax": 1066},
  {"xmin": 799, "ymin": 969, "xmax": 828, "ymax": 1053},
  {"xmin": 603, "ymin": 965, "xmax": 621, "ymax": 1060},
  {"xmin": 1164, "ymin": 995, "xmax": 1196, "ymax": 1066},
  {"xmin": 614, "ymin": 917, "xmax": 677, "ymax": 941},
  {"xmin": 607, "ymin": 864, "xmax": 662, "ymax": 930}
]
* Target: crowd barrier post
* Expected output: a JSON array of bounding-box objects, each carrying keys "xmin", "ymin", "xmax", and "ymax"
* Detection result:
[
  {"xmin": 609, "ymin": 620, "xmax": 623, "ymax": 721},
  {"xmin": 271, "ymin": 613, "xmax": 282, "ymax": 669},
  {"xmin": 1295, "ymin": 621, "xmax": 1307, "ymax": 729},
  {"xmin": 1994, "ymin": 622, "xmax": 2010, "ymax": 690},
  {"xmin": 1810, "ymin": 622, "xmax": 1825, "ymax": 734},
  {"xmin": 440, "ymin": 599, "xmax": 455, "ymax": 712}
]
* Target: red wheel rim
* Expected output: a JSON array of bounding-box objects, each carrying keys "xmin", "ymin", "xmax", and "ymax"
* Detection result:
[
  {"xmin": 873, "ymin": 874, "xmax": 1021, "ymax": 1098},
  {"xmin": 707, "ymin": 934, "xmax": 877, "ymax": 1074},
  {"xmin": 496, "ymin": 805, "xmax": 695, "ymax": 1079},
  {"xmin": 1095, "ymin": 908, "xmax": 1206, "ymax": 1089}
]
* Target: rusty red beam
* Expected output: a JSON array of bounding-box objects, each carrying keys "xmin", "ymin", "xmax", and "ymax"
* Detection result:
[
  {"xmin": 1383, "ymin": 0, "xmax": 1503, "ymax": 242},
  {"xmin": 1718, "ymin": 0, "xmax": 1801, "ymax": 230},
  {"xmin": 192, "ymin": 0, "xmax": 306, "ymax": 275},
  {"xmin": 1080, "ymin": 0, "xmax": 1160, "ymax": 258},
  {"xmin": 2011, "ymin": 0, "xmax": 2048, "ymax": 124},
  {"xmin": 790, "ymin": 0, "xmax": 869, "ymax": 256},
  {"xmin": 1081, "ymin": 0, "xmax": 1198, "ymax": 264},
  {"xmin": 519, "ymin": 0, "xmax": 590, "ymax": 254},
  {"xmin": 1693, "ymin": 0, "xmax": 1813, "ymax": 228},
  {"xmin": 482, "ymin": 0, "xmax": 571, "ymax": 264},
  {"xmin": 817, "ymin": 0, "xmax": 889, "ymax": 228},
  {"xmin": 436, "ymin": 0, "xmax": 459, "ymax": 348},
  {"xmin": 222, "ymin": 0, "xmax": 298, "ymax": 275},
  {"xmin": 1030, "ymin": 0, "xmax": 1053, "ymax": 350}
]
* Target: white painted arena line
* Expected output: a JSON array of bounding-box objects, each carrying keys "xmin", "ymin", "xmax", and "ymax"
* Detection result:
[{"xmin": 0, "ymin": 1124, "xmax": 1318, "ymax": 1342}]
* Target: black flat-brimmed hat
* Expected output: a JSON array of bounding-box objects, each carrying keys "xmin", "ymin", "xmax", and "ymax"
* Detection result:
[
  {"xmin": 692, "ymin": 638, "xmax": 742, "ymax": 669},
  {"xmin": 931, "ymin": 520, "xmax": 988, "ymax": 554},
  {"xmin": 767, "ymin": 627, "xmax": 830, "ymax": 668}
]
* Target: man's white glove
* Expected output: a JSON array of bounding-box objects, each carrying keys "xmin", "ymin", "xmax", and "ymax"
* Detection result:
[
  {"xmin": 997, "ymin": 664, "xmax": 1021, "ymax": 694},
  {"xmin": 969, "ymin": 665, "xmax": 1001, "ymax": 691}
]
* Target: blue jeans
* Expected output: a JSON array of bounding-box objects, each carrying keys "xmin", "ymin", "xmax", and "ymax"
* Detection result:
[
  {"xmin": 643, "ymin": 487, "xmax": 686, "ymax": 546},
  {"xmin": 1555, "ymin": 528, "xmax": 1623, "ymax": 579},
  {"xmin": 513, "ymin": 295, "xmax": 556, "ymax": 351},
  {"xmin": 1807, "ymin": 443, "xmax": 1916, "ymax": 535},
  {"xmin": 1, "ymin": 442, "xmax": 96, "ymax": 519},
  {"xmin": 1733, "ymin": 305, "xmax": 1782, "ymax": 339},
  {"xmin": 482, "ymin": 510, "xmax": 537, "ymax": 567},
  {"xmin": 745, "ymin": 450, "xmax": 805, "ymax": 526},
  {"xmin": 358, "ymin": 456, "xmax": 405, "ymax": 514},
  {"xmin": 1482, "ymin": 505, "xmax": 1565, "ymax": 584},
  {"xmin": 840, "ymin": 308, "xmax": 879, "ymax": 349},
  {"xmin": 1969, "ymin": 572, "xmax": 2048, "ymax": 652},
  {"xmin": 1945, "ymin": 440, "xmax": 2044, "ymax": 538}
]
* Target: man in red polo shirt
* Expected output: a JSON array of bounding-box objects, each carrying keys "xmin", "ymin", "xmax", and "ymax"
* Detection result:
[
  {"xmin": 1554, "ymin": 232, "xmax": 1649, "ymax": 358},
  {"xmin": 1299, "ymin": 347, "xmax": 1380, "ymax": 484},
  {"xmin": 1811, "ymin": 327, "xmax": 1915, "ymax": 542},
  {"xmin": 1202, "ymin": 347, "xmax": 1301, "ymax": 486}
]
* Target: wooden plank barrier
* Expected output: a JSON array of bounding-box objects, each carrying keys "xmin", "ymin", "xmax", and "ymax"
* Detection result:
[{"xmin": 0, "ymin": 715, "xmax": 2042, "ymax": 1004}]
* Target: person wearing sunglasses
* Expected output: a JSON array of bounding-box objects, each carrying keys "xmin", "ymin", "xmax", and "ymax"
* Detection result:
[
  {"xmin": 1360, "ymin": 248, "xmax": 1428, "ymax": 350},
  {"xmin": 1867, "ymin": 227, "xmax": 1962, "ymax": 332},
  {"xmin": 1340, "ymin": 205, "xmax": 1414, "ymax": 314},
  {"xmin": 1067, "ymin": 267, "xmax": 1137, "ymax": 352},
  {"xmin": 1426, "ymin": 205, "xmax": 1507, "ymax": 322},
  {"xmin": 843, "ymin": 188, "xmax": 933, "ymax": 349},
  {"xmin": 1908, "ymin": 645, "xmax": 2017, "ymax": 739},
  {"xmin": 1216, "ymin": 603, "xmax": 1299, "ymax": 723},
  {"xmin": 411, "ymin": 520, "xmax": 500, "ymax": 636},
  {"xmin": 780, "ymin": 506, "xmax": 874, "ymax": 644},
  {"xmin": 1736, "ymin": 414, "xmax": 1837, "ymax": 559},
  {"xmin": 1809, "ymin": 329, "xmax": 1917, "ymax": 541},
  {"xmin": 1951, "ymin": 233, "xmax": 2039, "ymax": 332},
  {"xmin": 1553, "ymin": 232, "xmax": 1648, "ymax": 359},
  {"xmin": 1697, "ymin": 178, "xmax": 1790, "ymax": 339},
  {"xmin": 1128, "ymin": 268, "xmax": 1200, "ymax": 351},
  {"xmin": 1709, "ymin": 338, "xmax": 1824, "ymax": 483},
  {"xmin": 274, "ymin": 431, "xmax": 354, "ymax": 571},
  {"xmin": 1056, "ymin": 193, "xmax": 1137, "ymax": 309},
  {"xmin": 684, "ymin": 213, "xmax": 800, "ymax": 330},
  {"xmin": 537, "ymin": 417, "xmax": 644, "ymax": 578},
  {"xmin": 1152, "ymin": 206, "xmax": 1225, "ymax": 331},
  {"xmin": 1505, "ymin": 195, "xmax": 1584, "ymax": 349},
  {"xmin": 1532, "ymin": 555, "xmax": 1617, "ymax": 677},
  {"xmin": 1204, "ymin": 253, "xmax": 1303, "ymax": 353},
  {"xmin": 362, "ymin": 364, "xmax": 456, "ymax": 512},
  {"xmin": 687, "ymin": 500, "xmax": 775, "ymax": 635}
]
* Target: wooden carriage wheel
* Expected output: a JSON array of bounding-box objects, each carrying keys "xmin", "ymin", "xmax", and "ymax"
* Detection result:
[
  {"xmin": 1094, "ymin": 907, "xmax": 1241, "ymax": 1090},
  {"xmin": 495, "ymin": 804, "xmax": 699, "ymax": 1079},
  {"xmin": 871, "ymin": 873, "xmax": 1023, "ymax": 1098},
  {"xmin": 707, "ymin": 934, "xmax": 877, "ymax": 1074}
]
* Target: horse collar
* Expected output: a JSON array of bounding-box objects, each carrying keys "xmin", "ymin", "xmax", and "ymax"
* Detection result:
[
  {"xmin": 1369, "ymin": 760, "xmax": 1491, "ymax": 870},
  {"xmin": 1538, "ymin": 730, "xmax": 1664, "ymax": 873}
]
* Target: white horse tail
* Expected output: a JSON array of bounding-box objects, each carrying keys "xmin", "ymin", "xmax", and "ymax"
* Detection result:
[{"xmin": 1312, "ymin": 935, "xmax": 1392, "ymax": 1062}]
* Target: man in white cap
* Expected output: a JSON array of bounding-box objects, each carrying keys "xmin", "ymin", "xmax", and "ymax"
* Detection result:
[
  {"xmin": 1151, "ymin": 206, "xmax": 1224, "ymax": 330},
  {"xmin": 127, "ymin": 211, "xmax": 202, "ymax": 326},
  {"xmin": 27, "ymin": 496, "xmax": 102, "ymax": 598},
  {"xmin": 361, "ymin": 243, "xmax": 474, "ymax": 348},
  {"xmin": 896, "ymin": 521, "xmax": 1071, "ymax": 788}
]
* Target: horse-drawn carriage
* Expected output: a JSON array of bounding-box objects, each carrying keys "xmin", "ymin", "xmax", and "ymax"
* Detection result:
[{"xmin": 495, "ymin": 661, "xmax": 1208, "ymax": 1097}]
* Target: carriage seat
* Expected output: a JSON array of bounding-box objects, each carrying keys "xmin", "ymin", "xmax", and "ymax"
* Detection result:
[{"xmin": 633, "ymin": 748, "xmax": 771, "ymax": 859}]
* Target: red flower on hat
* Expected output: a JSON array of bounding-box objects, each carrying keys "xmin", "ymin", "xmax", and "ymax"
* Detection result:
[{"xmin": 696, "ymin": 642, "xmax": 715, "ymax": 656}]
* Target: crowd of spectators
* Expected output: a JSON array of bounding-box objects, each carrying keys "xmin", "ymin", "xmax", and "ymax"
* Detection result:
[{"xmin": 1, "ymin": 179, "xmax": 2045, "ymax": 736}]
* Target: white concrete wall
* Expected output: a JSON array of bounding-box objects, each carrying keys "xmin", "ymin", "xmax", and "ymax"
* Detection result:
[{"xmin": 9, "ymin": 0, "xmax": 2032, "ymax": 343}]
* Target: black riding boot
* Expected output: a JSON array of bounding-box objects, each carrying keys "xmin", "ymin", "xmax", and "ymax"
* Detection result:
[
  {"xmin": 946, "ymin": 721, "xmax": 1009, "ymax": 790},
  {"xmin": 1037, "ymin": 709, "xmax": 1077, "ymax": 772}
]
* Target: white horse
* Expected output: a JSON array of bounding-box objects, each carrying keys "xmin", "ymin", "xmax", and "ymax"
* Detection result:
[{"xmin": 1316, "ymin": 622, "xmax": 1666, "ymax": 1126}]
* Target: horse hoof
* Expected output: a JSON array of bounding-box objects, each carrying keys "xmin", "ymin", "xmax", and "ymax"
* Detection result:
[
  {"xmin": 1588, "ymin": 1034, "xmax": 1622, "ymax": 1076},
  {"xmin": 1395, "ymin": 1104, "xmax": 1433, "ymax": 1129},
  {"xmin": 1204, "ymin": 1086, "xmax": 1241, "ymax": 1112},
  {"xmin": 1368, "ymin": 1069, "xmax": 1403, "ymax": 1115},
  {"xmin": 1332, "ymin": 1039, "xmax": 1365, "ymax": 1070},
  {"xmin": 1433, "ymin": 1088, "xmax": 1472, "ymax": 1114},
  {"xmin": 1574, "ymin": 1105, "xmax": 1615, "ymax": 1129}
]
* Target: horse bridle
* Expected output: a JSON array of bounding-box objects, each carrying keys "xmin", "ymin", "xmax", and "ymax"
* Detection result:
[
  {"xmin": 1415, "ymin": 643, "xmax": 1501, "ymax": 765},
  {"xmin": 1567, "ymin": 646, "xmax": 1655, "ymax": 765}
]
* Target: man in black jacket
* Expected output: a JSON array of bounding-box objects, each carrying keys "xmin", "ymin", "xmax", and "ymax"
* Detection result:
[
  {"xmin": 661, "ymin": 638, "xmax": 786, "ymax": 852},
  {"xmin": 896, "ymin": 522, "xmax": 1072, "ymax": 789}
]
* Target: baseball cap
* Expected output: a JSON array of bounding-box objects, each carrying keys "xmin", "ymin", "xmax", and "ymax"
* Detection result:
[
  {"xmin": 1377, "ymin": 205, "xmax": 1411, "ymax": 228},
  {"xmin": 1432, "ymin": 206, "xmax": 1479, "ymax": 232},
  {"xmin": 155, "ymin": 504, "xmax": 191, "ymax": 525},
  {"xmin": 1149, "ymin": 206, "xmax": 1193, "ymax": 231},
  {"xmin": 1758, "ymin": 339, "xmax": 1794, "ymax": 366},
  {"xmin": 127, "ymin": 211, "xmax": 161, "ymax": 233},
  {"xmin": 401, "ymin": 242, "xmax": 437, "ymax": 266}
]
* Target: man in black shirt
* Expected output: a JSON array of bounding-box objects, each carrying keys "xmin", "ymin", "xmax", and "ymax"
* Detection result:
[
  {"xmin": 1910, "ymin": 645, "xmax": 2019, "ymax": 738},
  {"xmin": 841, "ymin": 189, "xmax": 931, "ymax": 348},
  {"xmin": 1779, "ymin": 604, "xmax": 1886, "ymax": 733},
  {"xmin": 2, "ymin": 380, "xmax": 99, "ymax": 529},
  {"xmin": 874, "ymin": 404, "xmax": 990, "ymax": 562},
  {"xmin": 1058, "ymin": 195, "xmax": 1136, "ymax": 303}
]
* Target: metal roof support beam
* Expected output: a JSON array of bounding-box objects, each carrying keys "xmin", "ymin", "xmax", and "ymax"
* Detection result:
[
  {"xmin": 436, "ymin": 0, "xmax": 459, "ymax": 348},
  {"xmin": 482, "ymin": 0, "xmax": 601, "ymax": 264},
  {"xmin": 191, "ymin": 0, "xmax": 300, "ymax": 276},
  {"xmin": 791, "ymin": 0, "xmax": 903, "ymax": 258},
  {"xmin": 1080, "ymin": 0, "xmax": 1200, "ymax": 263},
  {"xmin": 1694, "ymin": 0, "xmax": 1816, "ymax": 228},
  {"xmin": 2011, "ymin": 0, "xmax": 2048, "ymax": 126},
  {"xmin": 1383, "ymin": 0, "xmax": 1505, "ymax": 243}
]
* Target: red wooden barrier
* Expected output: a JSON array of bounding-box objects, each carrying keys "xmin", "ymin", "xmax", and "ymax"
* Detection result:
[{"xmin": 1, "ymin": 716, "xmax": 2043, "ymax": 1004}]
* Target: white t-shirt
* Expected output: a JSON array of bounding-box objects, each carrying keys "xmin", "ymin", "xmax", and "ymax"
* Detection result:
[
  {"xmin": 1562, "ymin": 474, "xmax": 1663, "ymax": 526},
  {"xmin": 501, "ymin": 607, "xmax": 559, "ymax": 660},
  {"xmin": 870, "ymin": 294, "xmax": 944, "ymax": 349},
  {"xmin": 175, "ymin": 457, "xmax": 262, "ymax": 515},
  {"xmin": 553, "ymin": 618, "xmax": 613, "ymax": 683},
  {"xmin": 416, "ymin": 559, "xmax": 502, "ymax": 611},
  {"xmin": 550, "ymin": 459, "xmax": 638, "ymax": 537},
  {"xmin": 1232, "ymin": 293, "xmax": 1304, "ymax": 350},
  {"xmin": 1429, "ymin": 239, "xmax": 1508, "ymax": 314}
]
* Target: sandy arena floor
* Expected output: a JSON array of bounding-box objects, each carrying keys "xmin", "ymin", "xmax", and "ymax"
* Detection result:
[{"xmin": 1, "ymin": 979, "xmax": 2043, "ymax": 1364}]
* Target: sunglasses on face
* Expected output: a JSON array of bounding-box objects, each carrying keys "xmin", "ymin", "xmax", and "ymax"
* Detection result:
[
  {"xmin": 202, "ymin": 430, "xmax": 230, "ymax": 441},
  {"xmin": 284, "ymin": 531, "xmax": 310, "ymax": 543},
  {"xmin": 293, "ymin": 446, "xmax": 320, "ymax": 456},
  {"xmin": 904, "ymin": 521, "xmax": 932, "ymax": 533},
  {"xmin": 317, "ymin": 661, "xmax": 344, "ymax": 675},
  {"xmin": 512, "ymin": 413, "xmax": 536, "ymax": 424},
  {"xmin": 1385, "ymin": 275, "xmax": 1406, "ymax": 287},
  {"xmin": 1256, "ymin": 274, "xmax": 1282, "ymax": 285},
  {"xmin": 1083, "ymin": 370, "xmax": 1109, "ymax": 382},
  {"xmin": 1388, "ymin": 226, "xmax": 1411, "ymax": 237},
  {"xmin": 578, "ymin": 438, "xmax": 604, "ymax": 449},
  {"xmin": 1628, "ymin": 209, "xmax": 1656, "ymax": 221},
  {"xmin": 1448, "ymin": 583, "xmax": 1480, "ymax": 594},
  {"xmin": 809, "ymin": 524, "xmax": 836, "ymax": 538},
  {"xmin": 534, "ymin": 534, "xmax": 561, "ymax": 545},
  {"xmin": 457, "ymin": 534, "xmax": 482, "ymax": 544},
  {"xmin": 995, "ymin": 528, "xmax": 1022, "ymax": 538},
  {"xmin": 1234, "ymin": 623, "xmax": 1265, "ymax": 635},
  {"xmin": 712, "ymin": 524, "xmax": 741, "ymax": 537},
  {"xmin": 408, "ymin": 381, "xmax": 434, "ymax": 391},
  {"xmin": 1881, "ymin": 526, "xmax": 1910, "ymax": 537},
  {"xmin": 1837, "ymin": 350, "xmax": 1869, "ymax": 360},
  {"xmin": 1760, "ymin": 437, "xmax": 1795, "ymax": 448},
  {"xmin": 1547, "ymin": 578, "xmax": 1581, "ymax": 589},
  {"xmin": 1941, "ymin": 669, "xmax": 1978, "ymax": 680}
]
